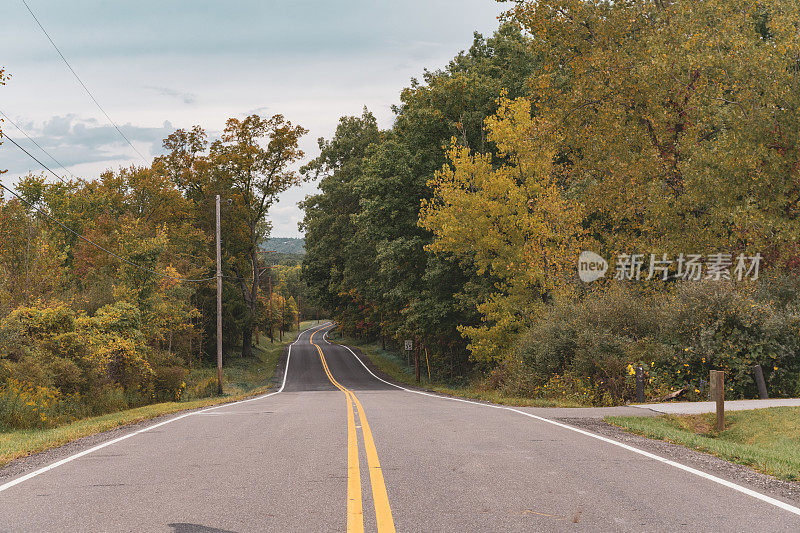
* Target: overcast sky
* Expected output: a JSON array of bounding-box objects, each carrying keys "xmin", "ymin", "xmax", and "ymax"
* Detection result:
[{"xmin": 1, "ymin": 0, "xmax": 506, "ymax": 237}]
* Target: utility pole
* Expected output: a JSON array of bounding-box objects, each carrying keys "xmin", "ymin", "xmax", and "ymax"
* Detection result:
[
  {"xmin": 216, "ymin": 195, "xmax": 223, "ymax": 395},
  {"xmin": 24, "ymin": 214, "xmax": 31, "ymax": 305},
  {"xmin": 268, "ymin": 273, "xmax": 273, "ymax": 342},
  {"xmin": 279, "ymin": 295, "xmax": 284, "ymax": 341}
]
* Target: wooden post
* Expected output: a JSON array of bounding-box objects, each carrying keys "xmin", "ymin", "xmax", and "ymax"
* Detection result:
[
  {"xmin": 424, "ymin": 348, "xmax": 432, "ymax": 382},
  {"xmin": 711, "ymin": 370, "xmax": 724, "ymax": 432},
  {"xmin": 216, "ymin": 195, "xmax": 223, "ymax": 395},
  {"xmin": 753, "ymin": 364, "xmax": 768, "ymax": 400},
  {"xmin": 635, "ymin": 366, "xmax": 645, "ymax": 402}
]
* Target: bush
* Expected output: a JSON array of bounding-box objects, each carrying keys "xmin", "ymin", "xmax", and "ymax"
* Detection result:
[
  {"xmin": 515, "ymin": 278, "xmax": 800, "ymax": 405},
  {"xmin": 516, "ymin": 284, "xmax": 670, "ymax": 404},
  {"xmin": 153, "ymin": 365, "xmax": 187, "ymax": 401},
  {"xmin": 183, "ymin": 375, "xmax": 219, "ymax": 400},
  {"xmin": 0, "ymin": 379, "xmax": 61, "ymax": 430},
  {"xmin": 0, "ymin": 300, "xmax": 192, "ymax": 429},
  {"xmin": 657, "ymin": 281, "xmax": 800, "ymax": 398}
]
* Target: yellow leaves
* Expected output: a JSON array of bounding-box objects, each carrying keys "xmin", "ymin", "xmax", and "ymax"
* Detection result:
[
  {"xmin": 159, "ymin": 265, "xmax": 182, "ymax": 291},
  {"xmin": 420, "ymin": 95, "xmax": 585, "ymax": 362},
  {"xmin": 0, "ymin": 378, "xmax": 62, "ymax": 428}
]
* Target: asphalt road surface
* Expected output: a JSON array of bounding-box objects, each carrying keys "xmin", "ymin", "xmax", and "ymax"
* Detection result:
[{"xmin": 2, "ymin": 323, "xmax": 800, "ymax": 532}]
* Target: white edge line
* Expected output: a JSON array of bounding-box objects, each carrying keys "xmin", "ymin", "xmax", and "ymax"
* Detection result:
[
  {"xmin": 327, "ymin": 329, "xmax": 800, "ymax": 518},
  {"xmin": 0, "ymin": 323, "xmax": 325, "ymax": 494}
]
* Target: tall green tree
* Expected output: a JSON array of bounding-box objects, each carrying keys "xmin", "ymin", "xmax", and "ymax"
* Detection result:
[
  {"xmin": 301, "ymin": 24, "xmax": 539, "ymax": 374},
  {"xmin": 210, "ymin": 115, "xmax": 306, "ymax": 357},
  {"xmin": 158, "ymin": 115, "xmax": 306, "ymax": 357},
  {"xmin": 420, "ymin": 0, "xmax": 800, "ymax": 362},
  {"xmin": 300, "ymin": 110, "xmax": 381, "ymax": 328}
]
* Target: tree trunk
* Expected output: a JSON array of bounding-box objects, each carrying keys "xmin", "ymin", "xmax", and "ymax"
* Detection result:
[
  {"xmin": 236, "ymin": 227, "xmax": 260, "ymax": 359},
  {"xmin": 242, "ymin": 327, "xmax": 253, "ymax": 358}
]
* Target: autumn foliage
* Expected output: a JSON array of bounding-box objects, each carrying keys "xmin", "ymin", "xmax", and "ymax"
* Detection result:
[
  {"xmin": 304, "ymin": 2, "xmax": 800, "ymax": 403},
  {"xmin": 0, "ymin": 112, "xmax": 305, "ymax": 428}
]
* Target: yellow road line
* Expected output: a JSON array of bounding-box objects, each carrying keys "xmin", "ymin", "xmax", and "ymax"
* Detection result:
[
  {"xmin": 310, "ymin": 330, "xmax": 396, "ymax": 533},
  {"xmin": 349, "ymin": 392, "xmax": 395, "ymax": 532},
  {"xmin": 345, "ymin": 389, "xmax": 364, "ymax": 533},
  {"xmin": 312, "ymin": 332, "xmax": 363, "ymax": 532}
]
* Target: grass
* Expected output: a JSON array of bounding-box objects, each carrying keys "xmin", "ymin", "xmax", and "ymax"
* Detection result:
[
  {"xmin": 183, "ymin": 322, "xmax": 315, "ymax": 399},
  {"xmin": 333, "ymin": 336, "xmax": 586, "ymax": 408},
  {"xmin": 0, "ymin": 321, "xmax": 319, "ymax": 468},
  {"xmin": 607, "ymin": 407, "xmax": 800, "ymax": 482}
]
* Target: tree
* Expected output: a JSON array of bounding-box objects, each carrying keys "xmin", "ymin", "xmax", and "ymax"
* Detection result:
[
  {"xmin": 419, "ymin": 0, "xmax": 800, "ymax": 362},
  {"xmin": 210, "ymin": 115, "xmax": 306, "ymax": 357},
  {"xmin": 505, "ymin": 0, "xmax": 800, "ymax": 260},
  {"xmin": 420, "ymin": 97, "xmax": 585, "ymax": 362},
  {"xmin": 301, "ymin": 25, "xmax": 540, "ymax": 374},
  {"xmin": 158, "ymin": 126, "xmax": 208, "ymax": 202},
  {"xmin": 300, "ymin": 110, "xmax": 381, "ymax": 330}
]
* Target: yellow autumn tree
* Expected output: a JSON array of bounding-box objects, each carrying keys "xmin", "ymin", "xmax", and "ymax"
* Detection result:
[
  {"xmin": 508, "ymin": 0, "xmax": 800, "ymax": 259},
  {"xmin": 424, "ymin": 0, "xmax": 800, "ymax": 363},
  {"xmin": 420, "ymin": 97, "xmax": 585, "ymax": 362}
]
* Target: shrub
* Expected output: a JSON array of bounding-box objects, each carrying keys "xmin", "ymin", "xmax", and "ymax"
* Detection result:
[
  {"xmin": 153, "ymin": 365, "xmax": 187, "ymax": 401},
  {"xmin": 516, "ymin": 284, "xmax": 670, "ymax": 404},
  {"xmin": 0, "ymin": 379, "xmax": 62, "ymax": 430},
  {"xmin": 658, "ymin": 282, "xmax": 800, "ymax": 399},
  {"xmin": 515, "ymin": 277, "xmax": 800, "ymax": 404},
  {"xmin": 183, "ymin": 375, "xmax": 219, "ymax": 400}
]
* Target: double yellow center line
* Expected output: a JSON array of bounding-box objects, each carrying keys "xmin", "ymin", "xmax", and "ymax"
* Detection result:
[{"xmin": 310, "ymin": 330, "xmax": 396, "ymax": 533}]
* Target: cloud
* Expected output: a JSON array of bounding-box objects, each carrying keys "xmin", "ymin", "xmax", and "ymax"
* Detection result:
[
  {"xmin": 1, "ymin": 114, "xmax": 176, "ymax": 179},
  {"xmin": 242, "ymin": 106, "xmax": 270, "ymax": 118},
  {"xmin": 145, "ymin": 85, "xmax": 197, "ymax": 105}
]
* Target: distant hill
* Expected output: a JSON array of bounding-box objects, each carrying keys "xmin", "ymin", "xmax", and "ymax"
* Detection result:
[{"xmin": 263, "ymin": 237, "xmax": 305, "ymax": 255}]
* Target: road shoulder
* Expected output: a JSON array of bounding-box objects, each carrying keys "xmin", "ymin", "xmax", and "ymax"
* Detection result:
[{"xmin": 565, "ymin": 417, "xmax": 800, "ymax": 505}]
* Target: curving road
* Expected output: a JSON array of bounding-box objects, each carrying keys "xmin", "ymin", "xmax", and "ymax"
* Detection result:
[{"xmin": 1, "ymin": 323, "xmax": 799, "ymax": 532}]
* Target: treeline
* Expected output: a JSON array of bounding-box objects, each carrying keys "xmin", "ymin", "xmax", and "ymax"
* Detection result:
[
  {"xmin": 302, "ymin": 1, "xmax": 800, "ymax": 403},
  {"xmin": 301, "ymin": 23, "xmax": 538, "ymax": 379},
  {"xmin": 0, "ymin": 112, "xmax": 313, "ymax": 428}
]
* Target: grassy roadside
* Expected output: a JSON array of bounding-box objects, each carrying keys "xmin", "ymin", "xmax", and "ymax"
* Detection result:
[
  {"xmin": 333, "ymin": 336, "xmax": 586, "ymax": 408},
  {"xmin": 607, "ymin": 407, "xmax": 800, "ymax": 482},
  {"xmin": 0, "ymin": 321, "xmax": 320, "ymax": 468}
]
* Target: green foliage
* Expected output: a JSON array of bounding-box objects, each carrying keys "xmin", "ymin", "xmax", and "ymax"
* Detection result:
[
  {"xmin": 515, "ymin": 279, "xmax": 800, "ymax": 404},
  {"xmin": 659, "ymin": 281, "xmax": 800, "ymax": 398},
  {"xmin": 0, "ymin": 60, "xmax": 308, "ymax": 430},
  {"xmin": 515, "ymin": 285, "xmax": 666, "ymax": 404},
  {"xmin": 301, "ymin": 24, "xmax": 538, "ymax": 375},
  {"xmin": 0, "ymin": 299, "xmax": 197, "ymax": 428}
]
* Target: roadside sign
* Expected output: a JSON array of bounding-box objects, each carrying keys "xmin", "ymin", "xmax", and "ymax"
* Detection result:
[{"xmin": 404, "ymin": 339, "xmax": 413, "ymax": 351}]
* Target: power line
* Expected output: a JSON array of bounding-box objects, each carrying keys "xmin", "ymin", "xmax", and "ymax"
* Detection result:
[
  {"xmin": 0, "ymin": 109, "xmax": 81, "ymax": 183},
  {"xmin": 21, "ymin": 0, "xmax": 149, "ymax": 165},
  {"xmin": 3, "ymin": 134, "xmax": 68, "ymax": 185},
  {"xmin": 0, "ymin": 182, "xmax": 217, "ymax": 283}
]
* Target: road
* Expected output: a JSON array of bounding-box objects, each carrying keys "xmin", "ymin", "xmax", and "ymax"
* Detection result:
[{"xmin": 1, "ymin": 323, "xmax": 799, "ymax": 532}]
